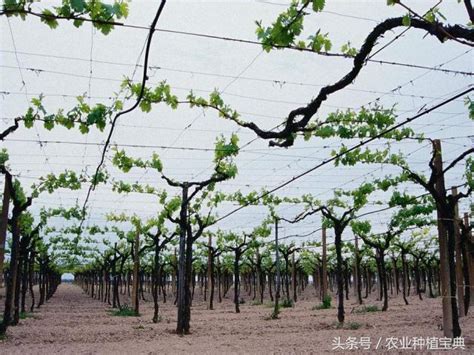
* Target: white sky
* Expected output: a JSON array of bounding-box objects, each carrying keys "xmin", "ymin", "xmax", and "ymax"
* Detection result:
[{"xmin": 0, "ymin": 0, "xmax": 473, "ymax": 258}]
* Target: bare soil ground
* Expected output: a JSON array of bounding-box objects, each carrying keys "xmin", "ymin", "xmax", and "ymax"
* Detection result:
[{"xmin": 1, "ymin": 283, "xmax": 473, "ymax": 354}]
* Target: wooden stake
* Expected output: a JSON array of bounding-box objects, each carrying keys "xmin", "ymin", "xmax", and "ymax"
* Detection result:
[
  {"xmin": 207, "ymin": 233, "xmax": 212, "ymax": 309},
  {"xmin": 433, "ymin": 140, "xmax": 453, "ymax": 337},
  {"xmin": 464, "ymin": 213, "xmax": 474, "ymax": 307},
  {"xmin": 176, "ymin": 183, "xmax": 188, "ymax": 334},
  {"xmin": 452, "ymin": 187, "xmax": 464, "ymax": 317},
  {"xmin": 0, "ymin": 175, "xmax": 11, "ymax": 287},
  {"xmin": 132, "ymin": 230, "xmax": 140, "ymax": 315},
  {"xmin": 322, "ymin": 226, "xmax": 328, "ymax": 301},
  {"xmin": 274, "ymin": 218, "xmax": 281, "ymax": 316}
]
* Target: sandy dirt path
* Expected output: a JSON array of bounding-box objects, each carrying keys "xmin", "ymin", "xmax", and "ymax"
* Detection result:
[{"xmin": 1, "ymin": 283, "xmax": 473, "ymax": 354}]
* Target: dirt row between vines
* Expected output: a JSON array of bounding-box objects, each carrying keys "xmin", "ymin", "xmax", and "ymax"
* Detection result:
[{"xmin": 1, "ymin": 283, "xmax": 473, "ymax": 354}]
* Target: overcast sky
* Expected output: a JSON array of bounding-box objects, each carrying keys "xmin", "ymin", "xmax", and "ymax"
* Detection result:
[{"xmin": 1, "ymin": 0, "xmax": 473, "ymax": 257}]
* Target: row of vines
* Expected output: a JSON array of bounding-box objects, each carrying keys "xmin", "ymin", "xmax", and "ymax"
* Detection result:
[{"xmin": 0, "ymin": 0, "xmax": 473, "ymax": 341}]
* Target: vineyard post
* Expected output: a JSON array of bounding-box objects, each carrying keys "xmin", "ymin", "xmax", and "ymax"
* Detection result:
[
  {"xmin": 353, "ymin": 236, "xmax": 358, "ymax": 297},
  {"xmin": 172, "ymin": 248, "xmax": 177, "ymax": 297},
  {"xmin": 274, "ymin": 218, "xmax": 281, "ymax": 316},
  {"xmin": 292, "ymin": 252, "xmax": 297, "ymax": 302},
  {"xmin": 112, "ymin": 243, "xmax": 118, "ymax": 308},
  {"xmin": 132, "ymin": 230, "xmax": 140, "ymax": 315},
  {"xmin": 352, "ymin": 262, "xmax": 357, "ymax": 297},
  {"xmin": 452, "ymin": 187, "xmax": 464, "ymax": 318},
  {"xmin": 321, "ymin": 226, "xmax": 328, "ymax": 301},
  {"xmin": 354, "ymin": 234, "xmax": 362, "ymax": 305},
  {"xmin": 207, "ymin": 233, "xmax": 212, "ymax": 309},
  {"xmin": 433, "ymin": 139, "xmax": 453, "ymax": 338},
  {"xmin": 177, "ymin": 183, "xmax": 188, "ymax": 334},
  {"xmin": 256, "ymin": 247, "xmax": 261, "ymax": 303},
  {"xmin": 376, "ymin": 249, "xmax": 382, "ymax": 301},
  {"xmin": 464, "ymin": 213, "xmax": 474, "ymax": 308},
  {"xmin": 0, "ymin": 175, "xmax": 11, "ymax": 287}
]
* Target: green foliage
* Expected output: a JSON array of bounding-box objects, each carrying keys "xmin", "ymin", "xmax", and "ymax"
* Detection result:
[
  {"xmin": 281, "ymin": 298, "xmax": 294, "ymax": 308},
  {"xmin": 389, "ymin": 198, "xmax": 435, "ymax": 230},
  {"xmin": 226, "ymin": 189, "xmax": 300, "ymax": 220},
  {"xmin": 110, "ymin": 304, "xmax": 139, "ymax": 317},
  {"xmin": 350, "ymin": 182, "xmax": 376, "ymax": 209},
  {"xmin": 11, "ymin": 179, "xmax": 27, "ymax": 206},
  {"xmin": 351, "ymin": 220, "xmax": 371, "ymax": 236},
  {"xmin": 466, "ymin": 97, "xmax": 474, "ymax": 120},
  {"xmin": 298, "ymin": 249, "xmax": 318, "ymax": 275},
  {"xmin": 305, "ymin": 106, "xmax": 417, "ymax": 144},
  {"xmin": 255, "ymin": 2, "xmax": 306, "ymax": 51},
  {"xmin": 18, "ymin": 212, "xmax": 34, "ymax": 234},
  {"xmin": 255, "ymin": 0, "xmax": 329, "ymax": 53},
  {"xmin": 32, "ymin": 170, "xmax": 84, "ymax": 197},
  {"xmin": 112, "ymin": 133, "xmax": 238, "ymax": 185},
  {"xmin": 40, "ymin": 9, "xmax": 59, "ymax": 29},
  {"xmin": 187, "ymin": 90, "xmax": 241, "ymax": 123},
  {"xmin": 310, "ymin": 182, "xmax": 377, "ymax": 215},
  {"xmin": 124, "ymin": 80, "xmax": 178, "ymax": 112},
  {"xmin": 253, "ymin": 0, "xmax": 455, "ymax": 58},
  {"xmin": 4, "ymin": 0, "xmax": 129, "ymax": 34},
  {"xmin": 466, "ymin": 157, "xmax": 474, "ymax": 190},
  {"xmin": 214, "ymin": 134, "xmax": 239, "ymax": 161},
  {"xmin": 353, "ymin": 305, "xmax": 380, "ymax": 313},
  {"xmin": 311, "ymin": 0, "xmax": 325, "ymax": 12},
  {"xmin": 341, "ymin": 41, "xmax": 358, "ymax": 57},
  {"xmin": 86, "ymin": 104, "xmax": 108, "ymax": 130},
  {"xmin": 364, "ymin": 305, "xmax": 380, "ymax": 312},
  {"xmin": 423, "ymin": 7, "xmax": 446, "ymax": 24},
  {"xmin": 112, "ymin": 180, "xmax": 161, "ymax": 196},
  {"xmin": 213, "ymin": 134, "xmax": 239, "ymax": 179},
  {"xmin": 322, "ymin": 295, "xmax": 332, "ymax": 308},
  {"xmin": 112, "ymin": 149, "xmax": 163, "ymax": 175},
  {"xmin": 112, "ymin": 149, "xmax": 140, "ymax": 173},
  {"xmin": 308, "ymin": 30, "xmax": 331, "ymax": 53},
  {"xmin": 351, "ymin": 190, "xmax": 434, "ymax": 253},
  {"xmin": 22, "ymin": 94, "xmax": 115, "ymax": 133},
  {"xmin": 313, "ymin": 295, "xmax": 332, "ymax": 310},
  {"xmin": 0, "ymin": 148, "xmax": 9, "ymax": 166},
  {"xmin": 347, "ymin": 321, "xmax": 362, "ymax": 330},
  {"xmin": 19, "ymin": 312, "xmax": 35, "ymax": 320},
  {"xmin": 2, "ymin": 0, "xmax": 23, "ymax": 13},
  {"xmin": 91, "ymin": 169, "xmax": 108, "ymax": 187},
  {"xmin": 402, "ymin": 14, "xmax": 411, "ymax": 27}
]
